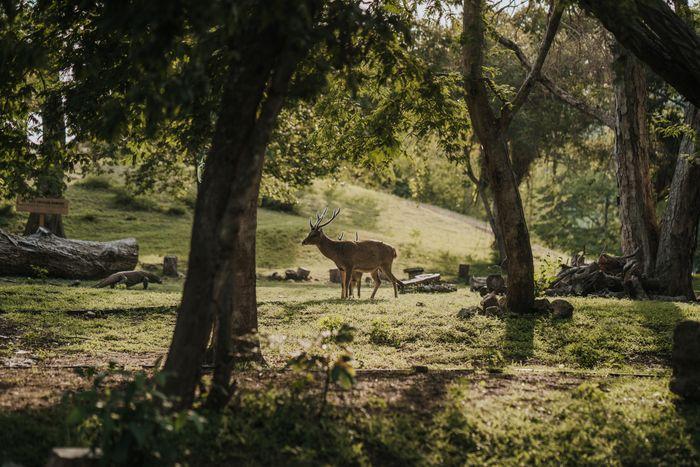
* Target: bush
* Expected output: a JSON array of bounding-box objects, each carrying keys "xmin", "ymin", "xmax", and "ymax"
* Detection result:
[
  {"xmin": 369, "ymin": 320, "xmax": 403, "ymax": 348},
  {"xmin": 77, "ymin": 176, "xmax": 113, "ymax": 191},
  {"xmin": 112, "ymin": 187, "xmax": 160, "ymax": 212},
  {"xmin": 67, "ymin": 365, "xmax": 206, "ymax": 466}
]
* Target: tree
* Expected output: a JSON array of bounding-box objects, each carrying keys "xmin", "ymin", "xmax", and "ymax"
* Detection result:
[
  {"xmin": 461, "ymin": 0, "xmax": 564, "ymax": 313},
  {"xmin": 578, "ymin": 0, "xmax": 700, "ymax": 108}
]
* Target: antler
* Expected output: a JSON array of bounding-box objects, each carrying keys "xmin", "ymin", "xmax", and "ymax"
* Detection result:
[
  {"xmin": 338, "ymin": 232, "xmax": 344, "ymax": 240},
  {"xmin": 311, "ymin": 207, "xmax": 340, "ymax": 229},
  {"xmin": 355, "ymin": 232, "xmax": 359, "ymax": 242}
]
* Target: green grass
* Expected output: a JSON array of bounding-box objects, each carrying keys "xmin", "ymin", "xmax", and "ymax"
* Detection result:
[{"xmin": 1, "ymin": 280, "xmax": 698, "ymax": 371}]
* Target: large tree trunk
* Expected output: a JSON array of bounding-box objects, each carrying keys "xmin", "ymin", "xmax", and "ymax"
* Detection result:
[
  {"xmin": 162, "ymin": 40, "xmax": 300, "ymax": 408},
  {"xmin": 611, "ymin": 43, "xmax": 659, "ymax": 275},
  {"xmin": 0, "ymin": 228, "xmax": 137, "ymax": 278},
  {"xmin": 578, "ymin": 0, "xmax": 700, "ymax": 108},
  {"xmin": 655, "ymin": 104, "xmax": 700, "ymax": 299},
  {"xmin": 462, "ymin": 0, "xmax": 538, "ymax": 314}
]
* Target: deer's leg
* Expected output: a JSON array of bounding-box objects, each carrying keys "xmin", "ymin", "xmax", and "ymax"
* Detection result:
[
  {"xmin": 370, "ymin": 269, "xmax": 381, "ymax": 299},
  {"xmin": 357, "ymin": 273, "xmax": 361, "ymax": 298},
  {"xmin": 340, "ymin": 269, "xmax": 347, "ymax": 299},
  {"xmin": 380, "ymin": 265, "xmax": 403, "ymax": 298},
  {"xmin": 343, "ymin": 267, "xmax": 354, "ymax": 299}
]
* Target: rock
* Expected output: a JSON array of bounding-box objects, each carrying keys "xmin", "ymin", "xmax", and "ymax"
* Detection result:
[
  {"xmin": 480, "ymin": 292, "xmax": 498, "ymax": 309},
  {"xmin": 296, "ymin": 267, "xmax": 311, "ymax": 280},
  {"xmin": 85, "ymin": 311, "xmax": 96, "ymax": 319},
  {"xmin": 486, "ymin": 274, "xmax": 506, "ymax": 294},
  {"xmin": 533, "ymin": 298, "xmax": 552, "ymax": 314},
  {"xmin": 46, "ymin": 447, "xmax": 101, "ymax": 467},
  {"xmin": 457, "ymin": 306, "xmax": 480, "ymax": 319},
  {"xmin": 670, "ymin": 320, "xmax": 700, "ymax": 401},
  {"xmin": 484, "ymin": 306, "xmax": 502, "ymax": 317},
  {"xmin": 268, "ymin": 272, "xmax": 283, "ymax": 281},
  {"xmin": 551, "ymin": 299, "xmax": 573, "ymax": 319}
]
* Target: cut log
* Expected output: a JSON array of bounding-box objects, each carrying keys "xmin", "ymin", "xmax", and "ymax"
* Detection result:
[
  {"xmin": 0, "ymin": 228, "xmax": 138, "ymax": 279},
  {"xmin": 486, "ymin": 274, "xmax": 506, "ymax": 293},
  {"xmin": 163, "ymin": 255, "xmax": 179, "ymax": 277},
  {"xmin": 402, "ymin": 273, "xmax": 441, "ymax": 286},
  {"xmin": 329, "ymin": 269, "xmax": 342, "ymax": 283}
]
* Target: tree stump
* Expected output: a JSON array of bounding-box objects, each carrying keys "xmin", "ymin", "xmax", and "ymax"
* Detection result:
[
  {"xmin": 670, "ymin": 320, "xmax": 700, "ymax": 401},
  {"xmin": 403, "ymin": 267, "xmax": 424, "ymax": 279},
  {"xmin": 329, "ymin": 269, "xmax": 342, "ymax": 283},
  {"xmin": 296, "ymin": 267, "xmax": 311, "ymax": 280},
  {"xmin": 458, "ymin": 264, "xmax": 470, "ymax": 282},
  {"xmin": 163, "ymin": 255, "xmax": 179, "ymax": 277},
  {"xmin": 486, "ymin": 274, "xmax": 506, "ymax": 293}
]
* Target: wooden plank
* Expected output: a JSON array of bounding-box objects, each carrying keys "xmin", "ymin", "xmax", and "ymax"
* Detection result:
[
  {"xmin": 402, "ymin": 273, "xmax": 440, "ymax": 286},
  {"xmin": 16, "ymin": 197, "xmax": 69, "ymax": 215}
]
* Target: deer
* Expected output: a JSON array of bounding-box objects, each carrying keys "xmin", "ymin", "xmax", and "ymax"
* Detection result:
[
  {"xmin": 338, "ymin": 231, "xmax": 363, "ymax": 297},
  {"xmin": 302, "ymin": 208, "xmax": 404, "ymax": 299}
]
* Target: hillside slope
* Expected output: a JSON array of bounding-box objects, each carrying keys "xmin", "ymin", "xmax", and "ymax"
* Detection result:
[{"xmin": 1, "ymin": 177, "xmax": 560, "ymax": 279}]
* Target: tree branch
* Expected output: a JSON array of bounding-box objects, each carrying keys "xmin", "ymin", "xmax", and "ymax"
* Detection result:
[
  {"xmin": 493, "ymin": 30, "xmax": 615, "ymax": 128},
  {"xmin": 498, "ymin": 1, "xmax": 565, "ymax": 130}
]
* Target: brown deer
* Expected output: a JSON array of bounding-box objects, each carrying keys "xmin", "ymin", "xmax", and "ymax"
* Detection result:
[
  {"xmin": 338, "ymin": 231, "xmax": 363, "ymax": 297},
  {"xmin": 302, "ymin": 208, "xmax": 404, "ymax": 299}
]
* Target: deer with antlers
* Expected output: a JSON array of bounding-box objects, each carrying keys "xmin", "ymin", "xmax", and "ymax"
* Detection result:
[{"xmin": 302, "ymin": 208, "xmax": 404, "ymax": 299}]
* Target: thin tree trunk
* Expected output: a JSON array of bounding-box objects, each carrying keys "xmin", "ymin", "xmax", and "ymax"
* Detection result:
[
  {"xmin": 655, "ymin": 104, "xmax": 700, "ymax": 299},
  {"xmin": 611, "ymin": 42, "xmax": 659, "ymax": 275},
  {"xmin": 462, "ymin": 0, "xmax": 543, "ymax": 313}
]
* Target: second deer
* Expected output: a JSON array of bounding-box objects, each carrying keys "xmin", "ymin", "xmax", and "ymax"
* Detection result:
[
  {"xmin": 338, "ymin": 231, "xmax": 363, "ymax": 297},
  {"xmin": 302, "ymin": 208, "xmax": 404, "ymax": 299}
]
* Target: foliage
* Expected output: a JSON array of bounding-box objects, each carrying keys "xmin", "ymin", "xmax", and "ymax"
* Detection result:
[{"xmin": 66, "ymin": 364, "xmax": 206, "ymax": 466}]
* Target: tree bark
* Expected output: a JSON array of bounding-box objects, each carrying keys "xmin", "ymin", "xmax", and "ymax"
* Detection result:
[
  {"xmin": 655, "ymin": 104, "xmax": 700, "ymax": 299},
  {"xmin": 24, "ymin": 86, "xmax": 66, "ymax": 237},
  {"xmin": 578, "ymin": 0, "xmax": 700, "ymax": 108},
  {"xmin": 162, "ymin": 38, "xmax": 301, "ymax": 408},
  {"xmin": 462, "ymin": 0, "xmax": 562, "ymax": 313},
  {"xmin": 0, "ymin": 228, "xmax": 138, "ymax": 278},
  {"xmin": 611, "ymin": 43, "xmax": 659, "ymax": 276}
]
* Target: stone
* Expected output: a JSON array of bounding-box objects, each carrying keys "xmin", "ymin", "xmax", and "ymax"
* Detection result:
[
  {"xmin": 670, "ymin": 320, "xmax": 700, "ymax": 401},
  {"xmin": 457, "ymin": 306, "xmax": 480, "ymax": 319},
  {"xmin": 46, "ymin": 447, "xmax": 101, "ymax": 467},
  {"xmin": 533, "ymin": 298, "xmax": 552, "ymax": 314},
  {"xmin": 480, "ymin": 292, "xmax": 499, "ymax": 309},
  {"xmin": 162, "ymin": 255, "xmax": 178, "ymax": 277},
  {"xmin": 551, "ymin": 299, "xmax": 573, "ymax": 319}
]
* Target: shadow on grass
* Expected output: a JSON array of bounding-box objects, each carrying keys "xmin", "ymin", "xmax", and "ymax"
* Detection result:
[
  {"xmin": 502, "ymin": 314, "xmax": 536, "ymax": 363},
  {"xmin": 632, "ymin": 300, "xmax": 685, "ymax": 366},
  {"xmin": 0, "ymin": 404, "xmax": 72, "ymax": 466}
]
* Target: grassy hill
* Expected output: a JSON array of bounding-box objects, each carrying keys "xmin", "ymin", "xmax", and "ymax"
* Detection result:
[{"xmin": 1, "ymin": 175, "xmax": 560, "ymax": 280}]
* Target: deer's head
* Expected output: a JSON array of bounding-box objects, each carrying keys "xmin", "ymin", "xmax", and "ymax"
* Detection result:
[{"xmin": 302, "ymin": 207, "xmax": 340, "ymax": 245}]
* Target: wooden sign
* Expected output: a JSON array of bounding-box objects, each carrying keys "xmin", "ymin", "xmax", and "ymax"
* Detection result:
[{"xmin": 16, "ymin": 198, "xmax": 69, "ymax": 215}]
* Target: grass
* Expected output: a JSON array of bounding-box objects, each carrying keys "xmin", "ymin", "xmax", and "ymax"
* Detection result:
[{"xmin": 1, "ymin": 173, "xmax": 699, "ymax": 466}]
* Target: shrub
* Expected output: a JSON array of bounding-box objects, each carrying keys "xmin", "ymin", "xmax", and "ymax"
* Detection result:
[
  {"xmin": 112, "ymin": 187, "xmax": 160, "ymax": 212},
  {"xmin": 77, "ymin": 176, "xmax": 112, "ymax": 190},
  {"xmin": 368, "ymin": 320, "xmax": 402, "ymax": 348},
  {"xmin": 67, "ymin": 365, "xmax": 206, "ymax": 466}
]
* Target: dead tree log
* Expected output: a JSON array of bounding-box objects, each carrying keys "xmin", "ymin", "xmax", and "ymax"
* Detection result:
[{"xmin": 0, "ymin": 228, "xmax": 138, "ymax": 279}]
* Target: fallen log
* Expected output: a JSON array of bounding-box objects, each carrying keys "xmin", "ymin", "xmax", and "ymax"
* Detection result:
[
  {"xmin": 0, "ymin": 228, "xmax": 138, "ymax": 279},
  {"xmin": 402, "ymin": 273, "xmax": 441, "ymax": 286}
]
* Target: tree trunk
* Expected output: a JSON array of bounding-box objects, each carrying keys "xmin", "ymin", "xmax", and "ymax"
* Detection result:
[
  {"xmin": 163, "ymin": 44, "xmax": 300, "ymax": 408},
  {"xmin": 578, "ymin": 0, "xmax": 700, "ymax": 108},
  {"xmin": 24, "ymin": 86, "xmax": 66, "ymax": 237},
  {"xmin": 0, "ymin": 228, "xmax": 138, "ymax": 278},
  {"xmin": 611, "ymin": 43, "xmax": 659, "ymax": 276},
  {"xmin": 462, "ymin": 0, "xmax": 536, "ymax": 314},
  {"xmin": 655, "ymin": 104, "xmax": 700, "ymax": 299}
]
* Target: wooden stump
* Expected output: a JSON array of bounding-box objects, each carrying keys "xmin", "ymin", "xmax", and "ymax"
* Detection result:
[
  {"xmin": 163, "ymin": 255, "xmax": 179, "ymax": 277},
  {"xmin": 329, "ymin": 269, "xmax": 342, "ymax": 283},
  {"xmin": 0, "ymin": 227, "xmax": 137, "ymax": 279},
  {"xmin": 403, "ymin": 267, "xmax": 425, "ymax": 279},
  {"xmin": 458, "ymin": 264, "xmax": 470, "ymax": 282}
]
